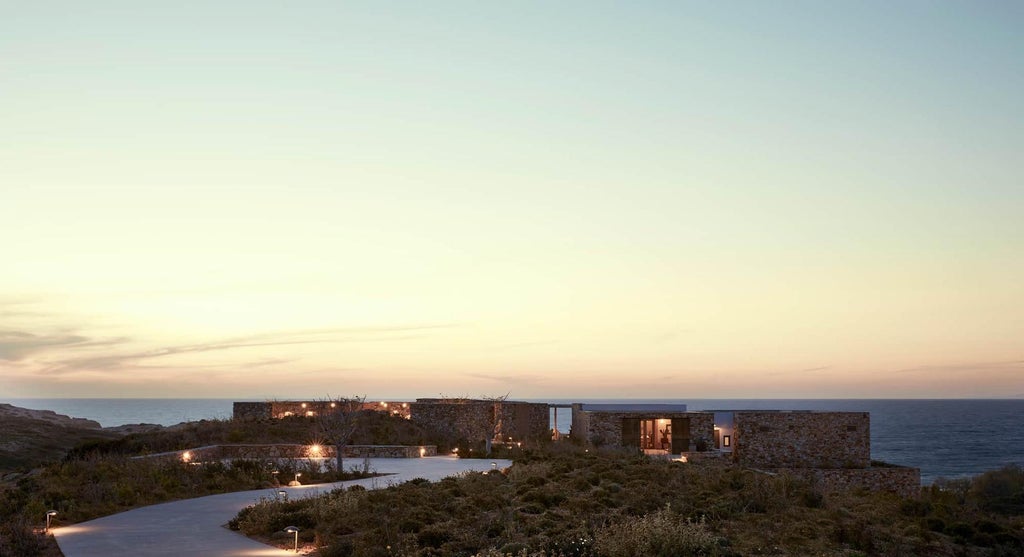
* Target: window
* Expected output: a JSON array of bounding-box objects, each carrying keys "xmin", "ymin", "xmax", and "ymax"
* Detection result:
[{"xmin": 723, "ymin": 435, "xmax": 731, "ymax": 447}]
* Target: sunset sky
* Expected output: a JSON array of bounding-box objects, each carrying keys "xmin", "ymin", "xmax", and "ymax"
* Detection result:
[{"xmin": 3, "ymin": 2, "xmax": 1022, "ymax": 399}]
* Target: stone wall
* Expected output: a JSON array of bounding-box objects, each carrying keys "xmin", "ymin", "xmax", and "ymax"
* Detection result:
[
  {"xmin": 410, "ymin": 399, "xmax": 549, "ymax": 446},
  {"xmin": 233, "ymin": 402, "xmax": 271, "ymax": 421},
  {"xmin": 233, "ymin": 400, "xmax": 412, "ymax": 420},
  {"xmin": 773, "ymin": 464, "xmax": 921, "ymax": 498},
  {"xmin": 141, "ymin": 443, "xmax": 437, "ymax": 462},
  {"xmin": 734, "ymin": 412, "xmax": 870, "ymax": 469}
]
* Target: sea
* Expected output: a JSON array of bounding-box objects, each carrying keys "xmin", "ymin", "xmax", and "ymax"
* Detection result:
[{"xmin": 2, "ymin": 397, "xmax": 1021, "ymax": 485}]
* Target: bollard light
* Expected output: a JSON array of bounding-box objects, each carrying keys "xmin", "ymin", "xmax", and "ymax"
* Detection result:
[
  {"xmin": 278, "ymin": 490, "xmax": 288, "ymax": 500},
  {"xmin": 284, "ymin": 525, "xmax": 300, "ymax": 552},
  {"xmin": 491, "ymin": 462, "xmax": 497, "ymax": 470},
  {"xmin": 45, "ymin": 510, "xmax": 57, "ymax": 532}
]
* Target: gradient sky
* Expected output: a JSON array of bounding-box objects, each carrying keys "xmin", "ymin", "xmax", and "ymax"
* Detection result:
[{"xmin": 2, "ymin": 2, "xmax": 1022, "ymax": 399}]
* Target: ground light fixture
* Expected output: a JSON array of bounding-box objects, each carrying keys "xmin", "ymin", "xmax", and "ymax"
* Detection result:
[
  {"xmin": 278, "ymin": 490, "xmax": 288, "ymax": 500},
  {"xmin": 284, "ymin": 526, "xmax": 300, "ymax": 552},
  {"xmin": 289, "ymin": 472, "xmax": 302, "ymax": 486},
  {"xmin": 491, "ymin": 462, "xmax": 497, "ymax": 470},
  {"xmin": 45, "ymin": 510, "xmax": 57, "ymax": 532}
]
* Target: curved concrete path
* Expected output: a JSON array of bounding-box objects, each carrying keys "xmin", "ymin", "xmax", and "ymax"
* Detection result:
[{"xmin": 53, "ymin": 456, "xmax": 511, "ymax": 557}]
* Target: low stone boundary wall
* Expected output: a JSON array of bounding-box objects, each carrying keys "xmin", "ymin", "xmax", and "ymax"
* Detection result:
[
  {"xmin": 772, "ymin": 464, "xmax": 921, "ymax": 498},
  {"xmin": 138, "ymin": 444, "xmax": 437, "ymax": 462}
]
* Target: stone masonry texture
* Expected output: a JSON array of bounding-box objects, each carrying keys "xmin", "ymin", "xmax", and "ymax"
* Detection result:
[
  {"xmin": 733, "ymin": 411, "xmax": 870, "ymax": 469},
  {"xmin": 409, "ymin": 399, "xmax": 549, "ymax": 446}
]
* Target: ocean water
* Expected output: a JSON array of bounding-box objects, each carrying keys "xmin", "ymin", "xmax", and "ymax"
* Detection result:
[{"xmin": 3, "ymin": 397, "xmax": 1021, "ymax": 484}]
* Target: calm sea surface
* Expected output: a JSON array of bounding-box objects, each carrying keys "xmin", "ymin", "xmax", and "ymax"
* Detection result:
[{"xmin": 3, "ymin": 398, "xmax": 1021, "ymax": 484}]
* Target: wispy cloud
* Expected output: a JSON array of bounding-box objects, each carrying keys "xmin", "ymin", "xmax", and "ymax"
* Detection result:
[
  {"xmin": 461, "ymin": 371, "xmax": 550, "ymax": 387},
  {"xmin": 764, "ymin": 365, "xmax": 832, "ymax": 377},
  {"xmin": 37, "ymin": 324, "xmax": 455, "ymax": 376},
  {"xmin": 892, "ymin": 360, "xmax": 1024, "ymax": 375},
  {"xmin": 486, "ymin": 340, "xmax": 560, "ymax": 350},
  {"xmin": 0, "ymin": 330, "xmax": 128, "ymax": 361}
]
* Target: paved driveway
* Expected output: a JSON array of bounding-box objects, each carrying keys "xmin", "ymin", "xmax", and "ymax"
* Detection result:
[{"xmin": 53, "ymin": 456, "xmax": 511, "ymax": 557}]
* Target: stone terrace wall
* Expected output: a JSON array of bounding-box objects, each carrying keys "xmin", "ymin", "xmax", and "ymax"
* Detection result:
[
  {"xmin": 410, "ymin": 399, "xmax": 549, "ymax": 445},
  {"xmin": 582, "ymin": 412, "xmax": 715, "ymax": 450},
  {"xmin": 734, "ymin": 412, "xmax": 870, "ymax": 469},
  {"xmin": 142, "ymin": 444, "xmax": 437, "ymax": 462},
  {"xmin": 774, "ymin": 465, "xmax": 921, "ymax": 498},
  {"xmin": 233, "ymin": 401, "xmax": 412, "ymax": 420}
]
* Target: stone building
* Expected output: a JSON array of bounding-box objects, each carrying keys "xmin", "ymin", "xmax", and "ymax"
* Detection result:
[
  {"xmin": 570, "ymin": 403, "xmax": 715, "ymax": 453},
  {"xmin": 409, "ymin": 398, "xmax": 550, "ymax": 447},
  {"xmin": 571, "ymin": 405, "xmax": 920, "ymax": 496},
  {"xmin": 233, "ymin": 400, "xmax": 411, "ymax": 421}
]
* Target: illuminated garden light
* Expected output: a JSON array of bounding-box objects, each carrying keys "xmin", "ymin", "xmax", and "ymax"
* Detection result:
[
  {"xmin": 45, "ymin": 510, "xmax": 57, "ymax": 532},
  {"xmin": 284, "ymin": 526, "xmax": 300, "ymax": 552}
]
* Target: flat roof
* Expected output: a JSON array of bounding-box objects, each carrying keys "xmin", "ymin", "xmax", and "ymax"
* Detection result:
[{"xmin": 578, "ymin": 403, "xmax": 688, "ymax": 412}]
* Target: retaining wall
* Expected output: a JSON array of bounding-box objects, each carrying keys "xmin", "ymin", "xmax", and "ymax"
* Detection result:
[
  {"xmin": 142, "ymin": 444, "xmax": 437, "ymax": 462},
  {"xmin": 773, "ymin": 464, "xmax": 921, "ymax": 498}
]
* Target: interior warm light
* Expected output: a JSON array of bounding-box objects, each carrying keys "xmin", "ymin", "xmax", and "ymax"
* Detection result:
[
  {"xmin": 301, "ymin": 403, "xmax": 307, "ymax": 408},
  {"xmin": 419, "ymin": 447, "xmax": 426, "ymax": 457},
  {"xmin": 308, "ymin": 444, "xmax": 323, "ymax": 457}
]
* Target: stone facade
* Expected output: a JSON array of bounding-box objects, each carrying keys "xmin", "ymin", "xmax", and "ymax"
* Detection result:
[
  {"xmin": 233, "ymin": 402, "xmax": 271, "ymax": 421},
  {"xmin": 732, "ymin": 411, "xmax": 870, "ymax": 469},
  {"xmin": 410, "ymin": 399, "xmax": 550, "ymax": 446},
  {"xmin": 774, "ymin": 465, "xmax": 921, "ymax": 498},
  {"xmin": 233, "ymin": 400, "xmax": 412, "ymax": 420}
]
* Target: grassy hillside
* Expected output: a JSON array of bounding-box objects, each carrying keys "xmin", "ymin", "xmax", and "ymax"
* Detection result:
[{"xmin": 232, "ymin": 447, "xmax": 1024, "ymax": 557}]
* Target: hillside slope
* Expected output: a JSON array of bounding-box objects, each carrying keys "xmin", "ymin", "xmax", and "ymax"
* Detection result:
[{"xmin": 0, "ymin": 404, "xmax": 122, "ymax": 472}]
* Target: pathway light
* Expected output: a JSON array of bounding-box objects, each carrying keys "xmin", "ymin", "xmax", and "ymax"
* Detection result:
[
  {"xmin": 284, "ymin": 526, "xmax": 300, "ymax": 552},
  {"xmin": 45, "ymin": 510, "xmax": 57, "ymax": 532}
]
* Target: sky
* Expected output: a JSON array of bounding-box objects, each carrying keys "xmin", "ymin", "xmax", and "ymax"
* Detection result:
[{"xmin": 2, "ymin": 2, "xmax": 1022, "ymax": 399}]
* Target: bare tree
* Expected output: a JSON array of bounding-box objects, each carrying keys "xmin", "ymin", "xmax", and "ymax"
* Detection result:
[
  {"xmin": 481, "ymin": 393, "xmax": 509, "ymax": 456},
  {"xmin": 314, "ymin": 395, "xmax": 367, "ymax": 472}
]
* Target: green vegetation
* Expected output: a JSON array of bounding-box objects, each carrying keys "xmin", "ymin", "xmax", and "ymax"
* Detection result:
[{"xmin": 232, "ymin": 447, "xmax": 1024, "ymax": 557}]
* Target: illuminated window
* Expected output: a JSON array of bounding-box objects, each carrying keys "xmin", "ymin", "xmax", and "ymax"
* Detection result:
[{"xmin": 723, "ymin": 435, "xmax": 731, "ymax": 447}]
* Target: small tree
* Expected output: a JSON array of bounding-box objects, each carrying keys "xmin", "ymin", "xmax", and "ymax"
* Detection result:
[
  {"xmin": 314, "ymin": 395, "xmax": 367, "ymax": 472},
  {"xmin": 482, "ymin": 393, "xmax": 509, "ymax": 456}
]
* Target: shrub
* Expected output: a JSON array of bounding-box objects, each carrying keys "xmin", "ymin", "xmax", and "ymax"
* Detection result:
[{"xmin": 594, "ymin": 505, "xmax": 718, "ymax": 557}]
